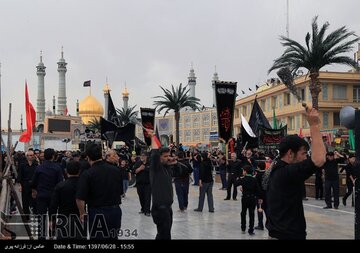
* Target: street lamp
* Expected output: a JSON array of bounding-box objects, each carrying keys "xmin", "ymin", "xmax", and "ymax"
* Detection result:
[{"xmin": 62, "ymin": 138, "xmax": 71, "ymax": 151}]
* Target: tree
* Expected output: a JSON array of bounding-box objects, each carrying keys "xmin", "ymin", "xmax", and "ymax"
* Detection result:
[
  {"xmin": 87, "ymin": 117, "xmax": 101, "ymax": 133},
  {"xmin": 153, "ymin": 83, "xmax": 201, "ymax": 148},
  {"xmin": 116, "ymin": 105, "xmax": 138, "ymax": 126},
  {"xmin": 269, "ymin": 16, "xmax": 359, "ymax": 109}
]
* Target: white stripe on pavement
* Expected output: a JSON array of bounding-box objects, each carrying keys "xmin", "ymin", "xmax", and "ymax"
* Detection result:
[{"xmin": 304, "ymin": 203, "xmax": 355, "ymax": 215}]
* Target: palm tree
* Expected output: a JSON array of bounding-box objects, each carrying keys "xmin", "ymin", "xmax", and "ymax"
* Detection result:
[
  {"xmin": 153, "ymin": 83, "xmax": 201, "ymax": 148},
  {"xmin": 269, "ymin": 16, "xmax": 359, "ymax": 109},
  {"xmin": 116, "ymin": 105, "xmax": 138, "ymax": 126},
  {"xmin": 87, "ymin": 117, "xmax": 101, "ymax": 133}
]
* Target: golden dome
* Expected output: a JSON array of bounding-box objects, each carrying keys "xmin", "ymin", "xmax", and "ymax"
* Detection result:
[
  {"xmin": 79, "ymin": 95, "xmax": 104, "ymax": 125},
  {"xmin": 122, "ymin": 87, "xmax": 129, "ymax": 97}
]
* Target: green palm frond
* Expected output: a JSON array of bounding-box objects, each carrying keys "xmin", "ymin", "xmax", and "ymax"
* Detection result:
[
  {"xmin": 269, "ymin": 16, "xmax": 359, "ymax": 75},
  {"xmin": 116, "ymin": 105, "xmax": 138, "ymax": 126},
  {"xmin": 87, "ymin": 117, "xmax": 101, "ymax": 133}
]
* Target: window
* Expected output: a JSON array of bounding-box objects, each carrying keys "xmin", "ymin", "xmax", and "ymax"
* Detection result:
[
  {"xmin": 192, "ymin": 115, "xmax": 200, "ymax": 128},
  {"xmin": 302, "ymin": 115, "xmax": 309, "ymax": 128},
  {"xmin": 323, "ymin": 112, "xmax": 329, "ymax": 129},
  {"xmin": 333, "ymin": 85, "xmax": 347, "ymax": 100},
  {"xmin": 242, "ymin": 106, "xmax": 247, "ymax": 116},
  {"xmin": 235, "ymin": 108, "xmax": 239, "ymax": 118},
  {"xmin": 279, "ymin": 95, "xmax": 283, "ymax": 108},
  {"xmin": 184, "ymin": 116, "xmax": 191, "ymax": 128},
  {"xmin": 185, "ymin": 130, "xmax": 191, "ymax": 142},
  {"xmin": 322, "ymin": 84, "xmax": 328, "ymax": 100},
  {"xmin": 261, "ymin": 100, "xmax": 266, "ymax": 111},
  {"xmin": 266, "ymin": 98, "xmax": 270, "ymax": 111},
  {"xmin": 193, "ymin": 129, "xmax": 200, "ymax": 142},
  {"xmin": 211, "ymin": 113, "xmax": 217, "ymax": 126},
  {"xmin": 179, "ymin": 130, "xmax": 183, "ymax": 142},
  {"xmin": 296, "ymin": 115, "xmax": 300, "ymax": 130},
  {"xmin": 202, "ymin": 114, "xmax": 210, "ymax": 126},
  {"xmin": 272, "ymin": 96, "xmax": 278, "ymax": 108},
  {"xmin": 288, "ymin": 116, "xmax": 294, "ymax": 130},
  {"xmin": 300, "ymin": 88, "xmax": 305, "ymax": 101},
  {"xmin": 353, "ymin": 85, "xmax": 360, "ymax": 102},
  {"xmin": 333, "ymin": 112, "xmax": 340, "ymax": 126},
  {"xmin": 284, "ymin": 93, "xmax": 291, "ymax": 106},
  {"xmin": 202, "ymin": 128, "xmax": 210, "ymax": 141}
]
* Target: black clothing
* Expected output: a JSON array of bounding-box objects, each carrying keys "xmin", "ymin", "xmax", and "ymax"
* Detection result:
[
  {"xmin": 323, "ymin": 159, "xmax": 343, "ymax": 181},
  {"xmin": 133, "ymin": 161, "xmax": 151, "ymax": 185},
  {"xmin": 50, "ymin": 177, "xmax": 80, "ymax": 216},
  {"xmin": 150, "ymin": 150, "xmax": 173, "ymax": 207},
  {"xmin": 150, "ymin": 149, "xmax": 173, "ymax": 240},
  {"xmin": 32, "ymin": 160, "xmax": 64, "ymax": 199},
  {"xmin": 173, "ymin": 159, "xmax": 193, "ymax": 182},
  {"xmin": 266, "ymin": 158, "xmax": 319, "ymax": 240},
  {"xmin": 76, "ymin": 160, "xmax": 123, "ymax": 208},
  {"xmin": 18, "ymin": 161, "xmax": 38, "ymax": 216},
  {"xmin": 199, "ymin": 160, "xmax": 213, "ymax": 183},
  {"xmin": 225, "ymin": 160, "xmax": 242, "ymax": 200}
]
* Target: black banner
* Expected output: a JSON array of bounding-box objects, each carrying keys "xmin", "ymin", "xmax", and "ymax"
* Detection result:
[
  {"xmin": 215, "ymin": 81, "xmax": 237, "ymax": 143},
  {"xmin": 248, "ymin": 98, "xmax": 271, "ymax": 136},
  {"xmin": 258, "ymin": 125, "xmax": 287, "ymax": 149},
  {"xmin": 140, "ymin": 108, "xmax": 155, "ymax": 146},
  {"xmin": 100, "ymin": 117, "xmax": 135, "ymax": 147},
  {"xmin": 108, "ymin": 93, "xmax": 119, "ymax": 125}
]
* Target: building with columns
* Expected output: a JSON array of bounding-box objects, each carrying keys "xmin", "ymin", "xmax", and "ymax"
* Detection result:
[{"xmin": 233, "ymin": 70, "xmax": 360, "ymax": 141}]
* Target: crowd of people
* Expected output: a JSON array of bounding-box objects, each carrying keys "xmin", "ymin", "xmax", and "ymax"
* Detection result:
[{"xmin": 1, "ymin": 107, "xmax": 359, "ymax": 240}]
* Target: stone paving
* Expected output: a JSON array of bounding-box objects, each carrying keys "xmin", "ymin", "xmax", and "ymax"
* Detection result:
[{"xmin": 121, "ymin": 182, "xmax": 354, "ymax": 240}]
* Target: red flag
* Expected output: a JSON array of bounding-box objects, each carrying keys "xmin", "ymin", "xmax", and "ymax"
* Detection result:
[
  {"xmin": 19, "ymin": 82, "xmax": 36, "ymax": 142},
  {"xmin": 65, "ymin": 106, "xmax": 68, "ymax": 115},
  {"xmin": 154, "ymin": 126, "xmax": 162, "ymax": 148}
]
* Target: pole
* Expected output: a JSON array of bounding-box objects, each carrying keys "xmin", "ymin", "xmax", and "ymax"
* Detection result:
[{"xmin": 354, "ymin": 109, "xmax": 360, "ymax": 239}]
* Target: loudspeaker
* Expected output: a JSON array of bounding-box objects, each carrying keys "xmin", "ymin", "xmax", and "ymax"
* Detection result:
[{"xmin": 340, "ymin": 106, "xmax": 355, "ymax": 129}]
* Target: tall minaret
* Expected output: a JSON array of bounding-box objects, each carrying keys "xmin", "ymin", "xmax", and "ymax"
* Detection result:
[
  {"xmin": 76, "ymin": 99, "xmax": 79, "ymax": 117},
  {"xmin": 212, "ymin": 66, "xmax": 219, "ymax": 107},
  {"xmin": 122, "ymin": 85, "xmax": 129, "ymax": 111},
  {"xmin": 57, "ymin": 47, "xmax": 67, "ymax": 115},
  {"xmin": 188, "ymin": 63, "xmax": 197, "ymax": 99},
  {"xmin": 36, "ymin": 51, "xmax": 46, "ymax": 124},
  {"xmin": 103, "ymin": 78, "xmax": 111, "ymax": 120}
]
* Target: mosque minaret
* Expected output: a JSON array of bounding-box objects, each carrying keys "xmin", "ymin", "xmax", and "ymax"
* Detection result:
[
  {"xmin": 57, "ymin": 47, "xmax": 67, "ymax": 115},
  {"xmin": 212, "ymin": 67, "xmax": 219, "ymax": 107},
  {"xmin": 36, "ymin": 51, "xmax": 46, "ymax": 124}
]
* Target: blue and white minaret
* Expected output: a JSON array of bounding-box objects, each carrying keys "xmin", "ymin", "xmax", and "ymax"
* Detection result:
[
  {"xmin": 36, "ymin": 50, "xmax": 46, "ymax": 124},
  {"xmin": 57, "ymin": 47, "xmax": 67, "ymax": 115},
  {"xmin": 188, "ymin": 64, "xmax": 197, "ymax": 99},
  {"xmin": 212, "ymin": 66, "xmax": 219, "ymax": 107}
]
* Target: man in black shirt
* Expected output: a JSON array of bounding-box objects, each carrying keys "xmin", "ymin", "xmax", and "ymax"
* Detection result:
[
  {"xmin": 18, "ymin": 150, "xmax": 38, "ymax": 220},
  {"xmin": 133, "ymin": 151, "xmax": 151, "ymax": 216},
  {"xmin": 225, "ymin": 153, "xmax": 242, "ymax": 200},
  {"xmin": 50, "ymin": 160, "xmax": 85, "ymax": 239},
  {"xmin": 266, "ymin": 107, "xmax": 326, "ymax": 239},
  {"xmin": 76, "ymin": 144, "xmax": 123, "ymax": 240},
  {"xmin": 148, "ymin": 130, "xmax": 175, "ymax": 240}
]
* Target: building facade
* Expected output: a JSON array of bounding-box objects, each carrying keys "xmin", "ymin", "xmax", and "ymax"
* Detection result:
[{"xmin": 234, "ymin": 71, "xmax": 360, "ymax": 140}]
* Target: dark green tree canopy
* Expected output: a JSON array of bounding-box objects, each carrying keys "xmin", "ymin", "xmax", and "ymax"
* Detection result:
[{"xmin": 153, "ymin": 83, "xmax": 201, "ymax": 115}]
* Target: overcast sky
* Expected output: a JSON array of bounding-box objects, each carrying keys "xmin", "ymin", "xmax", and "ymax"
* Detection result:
[{"xmin": 0, "ymin": 0, "xmax": 359, "ymax": 129}]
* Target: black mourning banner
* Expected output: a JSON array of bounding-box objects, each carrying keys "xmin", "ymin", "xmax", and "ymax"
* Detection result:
[
  {"xmin": 215, "ymin": 81, "xmax": 237, "ymax": 143},
  {"xmin": 100, "ymin": 117, "xmax": 135, "ymax": 146},
  {"xmin": 140, "ymin": 107, "xmax": 155, "ymax": 146},
  {"xmin": 248, "ymin": 98, "xmax": 271, "ymax": 136},
  {"xmin": 258, "ymin": 125, "xmax": 287, "ymax": 149},
  {"xmin": 83, "ymin": 80, "xmax": 91, "ymax": 87},
  {"xmin": 108, "ymin": 93, "xmax": 119, "ymax": 125}
]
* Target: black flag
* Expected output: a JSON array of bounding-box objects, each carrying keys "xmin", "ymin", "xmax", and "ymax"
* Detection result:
[
  {"xmin": 248, "ymin": 88, "xmax": 252, "ymax": 92},
  {"xmin": 248, "ymin": 98, "xmax": 271, "ymax": 136},
  {"xmin": 140, "ymin": 108, "xmax": 155, "ymax": 146},
  {"xmin": 215, "ymin": 81, "xmax": 237, "ymax": 143},
  {"xmin": 255, "ymin": 85, "xmax": 259, "ymax": 90},
  {"xmin": 241, "ymin": 90, "xmax": 245, "ymax": 94},
  {"xmin": 108, "ymin": 93, "xmax": 118, "ymax": 125},
  {"xmin": 83, "ymin": 80, "xmax": 91, "ymax": 87},
  {"xmin": 100, "ymin": 117, "xmax": 136, "ymax": 146}
]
